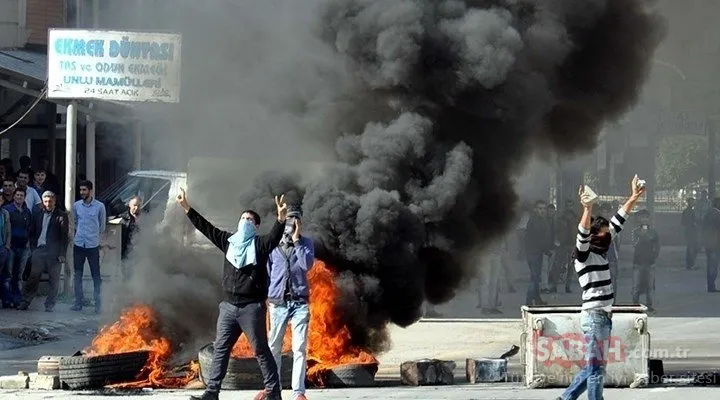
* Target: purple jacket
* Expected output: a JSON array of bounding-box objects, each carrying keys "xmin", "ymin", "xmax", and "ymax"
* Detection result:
[{"xmin": 267, "ymin": 236, "xmax": 314, "ymax": 303}]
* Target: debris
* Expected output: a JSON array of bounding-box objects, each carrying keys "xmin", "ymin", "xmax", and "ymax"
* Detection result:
[
  {"xmin": 29, "ymin": 373, "xmax": 60, "ymax": 390},
  {"xmin": 15, "ymin": 327, "xmax": 58, "ymax": 342},
  {"xmin": 466, "ymin": 345, "xmax": 518, "ymax": 384},
  {"xmin": 400, "ymin": 359, "xmax": 455, "ymax": 386},
  {"xmin": 0, "ymin": 374, "xmax": 30, "ymax": 389},
  {"xmin": 466, "ymin": 358, "xmax": 507, "ymax": 383}
]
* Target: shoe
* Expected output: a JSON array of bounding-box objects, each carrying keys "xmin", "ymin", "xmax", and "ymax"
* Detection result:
[
  {"xmin": 16, "ymin": 303, "xmax": 28, "ymax": 311},
  {"xmin": 565, "ymin": 287, "xmax": 572, "ymax": 294},
  {"xmin": 70, "ymin": 304, "xmax": 82, "ymax": 311},
  {"xmin": 94, "ymin": 306, "xmax": 101, "ymax": 314},
  {"xmin": 535, "ymin": 300, "xmax": 548, "ymax": 306},
  {"xmin": 254, "ymin": 390, "xmax": 282, "ymax": 400},
  {"xmin": 189, "ymin": 391, "xmax": 219, "ymax": 400},
  {"xmin": 475, "ymin": 302, "xmax": 482, "ymax": 309},
  {"xmin": 646, "ymin": 306, "xmax": 655, "ymax": 313},
  {"xmin": 490, "ymin": 308, "xmax": 503, "ymax": 314},
  {"xmin": 45, "ymin": 306, "xmax": 54, "ymax": 312}
]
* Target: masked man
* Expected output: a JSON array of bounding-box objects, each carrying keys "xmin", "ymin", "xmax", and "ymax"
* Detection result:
[
  {"xmin": 557, "ymin": 175, "xmax": 644, "ymax": 400},
  {"xmin": 267, "ymin": 206, "xmax": 315, "ymax": 400},
  {"xmin": 178, "ymin": 189, "xmax": 286, "ymax": 400}
]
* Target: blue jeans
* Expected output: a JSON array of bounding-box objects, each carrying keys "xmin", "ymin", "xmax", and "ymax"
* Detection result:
[
  {"xmin": 2, "ymin": 247, "xmax": 28, "ymax": 306},
  {"xmin": 73, "ymin": 246, "xmax": 101, "ymax": 308},
  {"xmin": 560, "ymin": 309, "xmax": 613, "ymax": 400},
  {"xmin": 268, "ymin": 300, "xmax": 310, "ymax": 397}
]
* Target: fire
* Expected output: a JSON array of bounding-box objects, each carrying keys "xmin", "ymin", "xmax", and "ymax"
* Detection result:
[
  {"xmin": 231, "ymin": 260, "xmax": 377, "ymax": 385},
  {"xmin": 85, "ymin": 304, "xmax": 197, "ymax": 387},
  {"xmin": 87, "ymin": 260, "xmax": 376, "ymax": 388}
]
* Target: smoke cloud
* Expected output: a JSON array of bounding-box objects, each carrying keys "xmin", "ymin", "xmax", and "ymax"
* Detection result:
[{"xmin": 110, "ymin": 0, "xmax": 665, "ymax": 356}]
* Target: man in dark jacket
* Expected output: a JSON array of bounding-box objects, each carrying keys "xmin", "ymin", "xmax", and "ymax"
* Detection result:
[
  {"xmin": 681, "ymin": 197, "xmax": 699, "ymax": 270},
  {"xmin": 525, "ymin": 200, "xmax": 552, "ymax": 305},
  {"xmin": 177, "ymin": 188, "xmax": 286, "ymax": 400},
  {"xmin": 119, "ymin": 196, "xmax": 141, "ymax": 281},
  {"xmin": 17, "ymin": 191, "xmax": 68, "ymax": 312},
  {"xmin": 702, "ymin": 198, "xmax": 720, "ymax": 292}
]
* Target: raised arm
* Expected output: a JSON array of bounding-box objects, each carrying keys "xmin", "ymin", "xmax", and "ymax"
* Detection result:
[
  {"xmin": 610, "ymin": 174, "xmax": 646, "ymax": 238},
  {"xmin": 293, "ymin": 236, "xmax": 315, "ymax": 271},
  {"xmin": 575, "ymin": 196, "xmax": 592, "ymax": 263},
  {"xmin": 176, "ymin": 188, "xmax": 232, "ymax": 252},
  {"xmin": 257, "ymin": 194, "xmax": 288, "ymax": 256}
]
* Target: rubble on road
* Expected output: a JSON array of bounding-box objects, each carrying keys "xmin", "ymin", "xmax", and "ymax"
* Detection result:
[
  {"xmin": 15, "ymin": 327, "xmax": 57, "ymax": 342},
  {"xmin": 400, "ymin": 359, "xmax": 455, "ymax": 386},
  {"xmin": 0, "ymin": 372, "xmax": 30, "ymax": 389},
  {"xmin": 28, "ymin": 373, "xmax": 60, "ymax": 390}
]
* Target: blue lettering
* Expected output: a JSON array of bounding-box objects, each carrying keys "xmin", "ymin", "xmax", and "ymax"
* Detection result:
[
  {"xmin": 106, "ymin": 36, "xmax": 176, "ymax": 61},
  {"xmin": 54, "ymin": 39, "xmax": 105, "ymax": 57}
]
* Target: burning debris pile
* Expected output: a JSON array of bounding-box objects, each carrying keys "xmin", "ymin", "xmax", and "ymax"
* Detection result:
[{"xmin": 81, "ymin": 261, "xmax": 372, "ymax": 388}]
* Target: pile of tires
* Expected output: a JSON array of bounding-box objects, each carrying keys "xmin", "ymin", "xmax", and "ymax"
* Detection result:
[
  {"xmin": 58, "ymin": 351, "xmax": 150, "ymax": 389},
  {"xmin": 197, "ymin": 343, "xmax": 293, "ymax": 390}
]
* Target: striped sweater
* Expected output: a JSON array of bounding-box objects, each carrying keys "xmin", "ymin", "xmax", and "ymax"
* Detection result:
[{"xmin": 574, "ymin": 208, "xmax": 629, "ymax": 311}]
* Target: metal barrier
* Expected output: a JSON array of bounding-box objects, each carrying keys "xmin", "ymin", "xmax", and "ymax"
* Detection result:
[{"xmin": 520, "ymin": 305, "xmax": 650, "ymax": 388}]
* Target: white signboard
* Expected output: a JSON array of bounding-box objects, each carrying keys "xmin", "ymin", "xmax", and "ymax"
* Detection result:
[{"xmin": 47, "ymin": 29, "xmax": 181, "ymax": 103}]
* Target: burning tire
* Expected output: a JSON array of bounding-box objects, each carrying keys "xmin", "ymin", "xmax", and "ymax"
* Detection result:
[
  {"xmin": 58, "ymin": 351, "xmax": 150, "ymax": 389},
  {"xmin": 197, "ymin": 343, "xmax": 293, "ymax": 390},
  {"xmin": 322, "ymin": 363, "xmax": 378, "ymax": 388}
]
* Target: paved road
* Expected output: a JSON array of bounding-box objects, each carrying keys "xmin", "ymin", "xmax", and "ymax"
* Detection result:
[
  {"xmin": 2, "ymin": 386, "xmax": 720, "ymax": 399},
  {"xmin": 1, "ymin": 245, "xmax": 719, "ymax": 398}
]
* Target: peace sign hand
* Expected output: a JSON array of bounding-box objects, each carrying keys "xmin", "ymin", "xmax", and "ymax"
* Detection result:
[{"xmin": 275, "ymin": 194, "xmax": 287, "ymax": 222}]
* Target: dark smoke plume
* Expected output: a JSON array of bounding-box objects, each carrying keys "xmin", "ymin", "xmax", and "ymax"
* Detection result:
[
  {"xmin": 113, "ymin": 0, "xmax": 665, "ymax": 356},
  {"xmin": 242, "ymin": 0, "xmax": 666, "ymax": 352}
]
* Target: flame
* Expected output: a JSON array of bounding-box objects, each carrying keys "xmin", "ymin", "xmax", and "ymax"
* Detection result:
[
  {"xmin": 84, "ymin": 304, "xmax": 197, "ymax": 387},
  {"xmin": 231, "ymin": 260, "xmax": 377, "ymax": 385},
  {"xmin": 87, "ymin": 260, "xmax": 376, "ymax": 388}
]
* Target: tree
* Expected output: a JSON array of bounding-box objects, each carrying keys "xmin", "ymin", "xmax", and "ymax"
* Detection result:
[{"xmin": 655, "ymin": 134, "xmax": 708, "ymax": 190}]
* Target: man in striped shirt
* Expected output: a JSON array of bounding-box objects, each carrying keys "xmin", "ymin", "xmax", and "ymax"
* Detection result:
[{"xmin": 558, "ymin": 175, "xmax": 644, "ymax": 400}]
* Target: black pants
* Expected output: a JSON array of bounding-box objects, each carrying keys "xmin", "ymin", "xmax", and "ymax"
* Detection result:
[{"xmin": 207, "ymin": 301, "xmax": 280, "ymax": 395}]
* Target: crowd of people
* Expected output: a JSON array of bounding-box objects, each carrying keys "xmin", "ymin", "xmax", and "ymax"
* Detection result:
[{"xmin": 0, "ymin": 155, "xmax": 128, "ymax": 314}]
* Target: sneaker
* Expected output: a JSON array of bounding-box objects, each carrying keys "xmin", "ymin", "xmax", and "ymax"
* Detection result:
[
  {"xmin": 254, "ymin": 390, "xmax": 282, "ymax": 400},
  {"xmin": 489, "ymin": 308, "xmax": 503, "ymax": 314},
  {"xmin": 16, "ymin": 303, "xmax": 29, "ymax": 311},
  {"xmin": 189, "ymin": 391, "xmax": 219, "ymax": 400},
  {"xmin": 70, "ymin": 304, "xmax": 82, "ymax": 311}
]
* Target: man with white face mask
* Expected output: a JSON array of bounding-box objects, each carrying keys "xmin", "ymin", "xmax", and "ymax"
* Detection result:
[{"xmin": 177, "ymin": 189, "xmax": 287, "ymax": 400}]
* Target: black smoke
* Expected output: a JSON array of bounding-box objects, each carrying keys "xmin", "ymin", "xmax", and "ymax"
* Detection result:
[{"xmin": 239, "ymin": 0, "xmax": 666, "ymax": 352}]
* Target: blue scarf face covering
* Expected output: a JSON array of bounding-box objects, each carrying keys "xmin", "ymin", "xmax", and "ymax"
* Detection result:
[{"xmin": 226, "ymin": 219, "xmax": 257, "ymax": 269}]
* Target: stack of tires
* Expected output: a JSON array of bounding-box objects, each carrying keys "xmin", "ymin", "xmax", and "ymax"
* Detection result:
[
  {"xmin": 197, "ymin": 343, "xmax": 293, "ymax": 389},
  {"xmin": 57, "ymin": 351, "xmax": 150, "ymax": 389}
]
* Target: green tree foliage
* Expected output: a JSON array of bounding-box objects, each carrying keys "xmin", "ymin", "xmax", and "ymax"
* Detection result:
[{"xmin": 655, "ymin": 135, "xmax": 708, "ymax": 189}]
